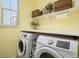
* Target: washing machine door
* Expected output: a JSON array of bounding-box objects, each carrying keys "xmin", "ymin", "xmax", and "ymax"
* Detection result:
[
  {"xmin": 34, "ymin": 47, "xmax": 63, "ymax": 58},
  {"xmin": 17, "ymin": 39, "xmax": 26, "ymax": 57}
]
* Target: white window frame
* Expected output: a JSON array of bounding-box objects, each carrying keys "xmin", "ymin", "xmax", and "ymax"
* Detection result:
[{"xmin": 2, "ymin": 0, "xmax": 19, "ymax": 27}]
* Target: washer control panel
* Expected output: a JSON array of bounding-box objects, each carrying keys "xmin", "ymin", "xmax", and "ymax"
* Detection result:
[{"xmin": 20, "ymin": 32, "xmax": 32, "ymax": 38}]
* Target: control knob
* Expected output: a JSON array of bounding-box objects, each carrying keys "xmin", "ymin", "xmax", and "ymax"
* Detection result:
[{"xmin": 48, "ymin": 39, "xmax": 54, "ymax": 45}]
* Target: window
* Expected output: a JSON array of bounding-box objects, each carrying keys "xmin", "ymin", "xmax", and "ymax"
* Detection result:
[{"xmin": 2, "ymin": 0, "xmax": 18, "ymax": 26}]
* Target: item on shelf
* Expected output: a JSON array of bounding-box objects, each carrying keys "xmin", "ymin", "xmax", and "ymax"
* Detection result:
[
  {"xmin": 45, "ymin": 3, "xmax": 53, "ymax": 13},
  {"xmin": 32, "ymin": 9, "xmax": 43, "ymax": 18},
  {"xmin": 54, "ymin": 0, "xmax": 73, "ymax": 12},
  {"xmin": 42, "ymin": 8, "xmax": 47, "ymax": 14},
  {"xmin": 75, "ymin": 0, "xmax": 79, "ymax": 7},
  {"xmin": 42, "ymin": 3, "xmax": 53, "ymax": 14},
  {"xmin": 31, "ymin": 19, "xmax": 40, "ymax": 30}
]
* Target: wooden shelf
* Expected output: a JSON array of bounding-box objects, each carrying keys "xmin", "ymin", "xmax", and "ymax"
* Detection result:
[{"xmin": 33, "ymin": 7, "xmax": 79, "ymax": 19}]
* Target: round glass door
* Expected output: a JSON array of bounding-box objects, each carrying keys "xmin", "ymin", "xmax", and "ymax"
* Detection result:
[
  {"xmin": 19, "ymin": 40, "xmax": 24, "ymax": 53},
  {"xmin": 34, "ymin": 47, "xmax": 63, "ymax": 58},
  {"xmin": 17, "ymin": 39, "xmax": 26, "ymax": 56},
  {"xmin": 40, "ymin": 52, "xmax": 55, "ymax": 58}
]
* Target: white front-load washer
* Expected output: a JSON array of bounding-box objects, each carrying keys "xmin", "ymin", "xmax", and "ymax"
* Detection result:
[
  {"xmin": 17, "ymin": 32, "xmax": 33, "ymax": 58},
  {"xmin": 34, "ymin": 35, "xmax": 79, "ymax": 58}
]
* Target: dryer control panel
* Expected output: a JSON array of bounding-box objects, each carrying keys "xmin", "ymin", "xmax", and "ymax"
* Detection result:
[{"xmin": 37, "ymin": 35, "xmax": 78, "ymax": 52}]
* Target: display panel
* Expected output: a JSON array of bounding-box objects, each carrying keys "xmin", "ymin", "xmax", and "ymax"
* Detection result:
[{"xmin": 56, "ymin": 40, "xmax": 70, "ymax": 49}]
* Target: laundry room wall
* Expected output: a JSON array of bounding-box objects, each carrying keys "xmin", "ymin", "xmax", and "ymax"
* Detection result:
[
  {"xmin": 0, "ymin": 0, "xmax": 20, "ymax": 57},
  {"xmin": 0, "ymin": 0, "xmax": 35, "ymax": 57},
  {"xmin": 19, "ymin": 0, "xmax": 37, "ymax": 30},
  {"xmin": 32, "ymin": 0, "xmax": 79, "ymax": 33},
  {"xmin": 0, "ymin": 28, "xmax": 20, "ymax": 57}
]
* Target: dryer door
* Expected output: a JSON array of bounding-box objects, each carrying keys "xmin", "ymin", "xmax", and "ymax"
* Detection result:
[
  {"xmin": 17, "ymin": 39, "xmax": 26, "ymax": 57},
  {"xmin": 34, "ymin": 47, "xmax": 63, "ymax": 58}
]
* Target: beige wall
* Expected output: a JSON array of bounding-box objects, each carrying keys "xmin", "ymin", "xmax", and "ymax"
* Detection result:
[
  {"xmin": 0, "ymin": 28, "xmax": 20, "ymax": 57},
  {"xmin": 0, "ymin": 0, "xmax": 20, "ymax": 57},
  {"xmin": 20, "ymin": 0, "xmax": 38, "ymax": 30},
  {"xmin": 0, "ymin": 0, "xmax": 34, "ymax": 57}
]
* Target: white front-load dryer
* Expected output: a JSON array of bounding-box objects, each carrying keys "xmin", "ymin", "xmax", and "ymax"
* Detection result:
[
  {"xmin": 34, "ymin": 35, "xmax": 79, "ymax": 58},
  {"xmin": 17, "ymin": 32, "xmax": 33, "ymax": 58}
]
